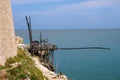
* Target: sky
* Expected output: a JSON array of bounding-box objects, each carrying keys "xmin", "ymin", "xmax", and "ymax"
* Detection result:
[{"xmin": 11, "ymin": 0, "xmax": 120, "ymax": 29}]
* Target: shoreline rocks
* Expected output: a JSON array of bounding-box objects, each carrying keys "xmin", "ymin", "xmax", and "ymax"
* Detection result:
[{"xmin": 17, "ymin": 44, "xmax": 68, "ymax": 80}]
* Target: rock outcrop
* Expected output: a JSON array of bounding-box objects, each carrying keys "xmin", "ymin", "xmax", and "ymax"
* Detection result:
[
  {"xmin": 33, "ymin": 57, "xmax": 68, "ymax": 80},
  {"xmin": 0, "ymin": 0, "xmax": 17, "ymax": 65},
  {"xmin": 15, "ymin": 36, "xmax": 23, "ymax": 44}
]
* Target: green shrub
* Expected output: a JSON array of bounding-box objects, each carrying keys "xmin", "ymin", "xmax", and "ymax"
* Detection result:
[
  {"xmin": 5, "ymin": 57, "xmax": 15, "ymax": 68},
  {"xmin": 0, "ymin": 65, "xmax": 5, "ymax": 70},
  {"xmin": 4, "ymin": 48, "xmax": 46, "ymax": 80},
  {"xmin": 16, "ymin": 73, "xmax": 27, "ymax": 79}
]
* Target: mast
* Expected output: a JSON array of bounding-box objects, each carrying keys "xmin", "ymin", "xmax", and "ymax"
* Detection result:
[{"xmin": 26, "ymin": 16, "xmax": 33, "ymax": 44}]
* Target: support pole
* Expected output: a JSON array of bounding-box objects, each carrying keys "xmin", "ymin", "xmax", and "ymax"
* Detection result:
[
  {"xmin": 51, "ymin": 51, "xmax": 54, "ymax": 66},
  {"xmin": 25, "ymin": 16, "xmax": 32, "ymax": 44}
]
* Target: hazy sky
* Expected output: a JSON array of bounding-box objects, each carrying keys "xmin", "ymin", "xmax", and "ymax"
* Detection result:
[{"xmin": 11, "ymin": 0, "xmax": 120, "ymax": 29}]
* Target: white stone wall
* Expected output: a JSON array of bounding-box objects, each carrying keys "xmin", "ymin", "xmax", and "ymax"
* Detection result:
[{"xmin": 0, "ymin": 0, "xmax": 17, "ymax": 65}]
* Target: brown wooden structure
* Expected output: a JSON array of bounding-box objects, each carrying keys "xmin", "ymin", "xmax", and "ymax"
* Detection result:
[{"xmin": 26, "ymin": 16, "xmax": 57, "ymax": 71}]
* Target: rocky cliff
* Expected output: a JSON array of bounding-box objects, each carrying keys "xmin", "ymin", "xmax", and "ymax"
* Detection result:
[{"xmin": 0, "ymin": 0, "xmax": 17, "ymax": 65}]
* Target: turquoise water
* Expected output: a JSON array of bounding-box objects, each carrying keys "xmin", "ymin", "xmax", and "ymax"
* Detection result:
[{"xmin": 16, "ymin": 29, "xmax": 120, "ymax": 80}]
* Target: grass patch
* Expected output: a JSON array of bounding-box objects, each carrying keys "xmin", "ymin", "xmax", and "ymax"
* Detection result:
[
  {"xmin": 0, "ymin": 65, "xmax": 5, "ymax": 70},
  {"xmin": 0, "ymin": 48, "xmax": 47, "ymax": 80}
]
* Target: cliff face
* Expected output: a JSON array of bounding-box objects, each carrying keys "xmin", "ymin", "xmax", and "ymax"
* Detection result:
[{"xmin": 0, "ymin": 0, "xmax": 17, "ymax": 65}]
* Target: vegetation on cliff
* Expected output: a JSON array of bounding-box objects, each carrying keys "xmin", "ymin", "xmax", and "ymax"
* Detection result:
[{"xmin": 0, "ymin": 48, "xmax": 48, "ymax": 80}]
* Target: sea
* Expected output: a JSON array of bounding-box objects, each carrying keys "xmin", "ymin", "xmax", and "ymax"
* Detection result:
[{"xmin": 16, "ymin": 29, "xmax": 120, "ymax": 80}]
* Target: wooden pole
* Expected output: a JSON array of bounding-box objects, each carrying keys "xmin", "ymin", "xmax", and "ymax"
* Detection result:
[
  {"xmin": 52, "ymin": 51, "xmax": 54, "ymax": 66},
  {"xmin": 25, "ymin": 16, "xmax": 32, "ymax": 44}
]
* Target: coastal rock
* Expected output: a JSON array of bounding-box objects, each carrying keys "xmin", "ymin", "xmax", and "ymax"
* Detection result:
[
  {"xmin": 32, "ymin": 57, "xmax": 68, "ymax": 80},
  {"xmin": 15, "ymin": 36, "xmax": 23, "ymax": 44},
  {"xmin": 13, "ymin": 45, "xmax": 68, "ymax": 80}
]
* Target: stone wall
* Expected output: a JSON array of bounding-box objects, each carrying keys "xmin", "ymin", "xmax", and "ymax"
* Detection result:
[{"xmin": 0, "ymin": 0, "xmax": 17, "ymax": 65}]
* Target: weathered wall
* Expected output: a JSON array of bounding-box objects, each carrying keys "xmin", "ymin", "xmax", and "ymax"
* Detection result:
[{"xmin": 0, "ymin": 0, "xmax": 17, "ymax": 65}]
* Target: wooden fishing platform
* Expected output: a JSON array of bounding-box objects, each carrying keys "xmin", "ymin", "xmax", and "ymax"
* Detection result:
[{"xmin": 26, "ymin": 16, "xmax": 57, "ymax": 71}]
